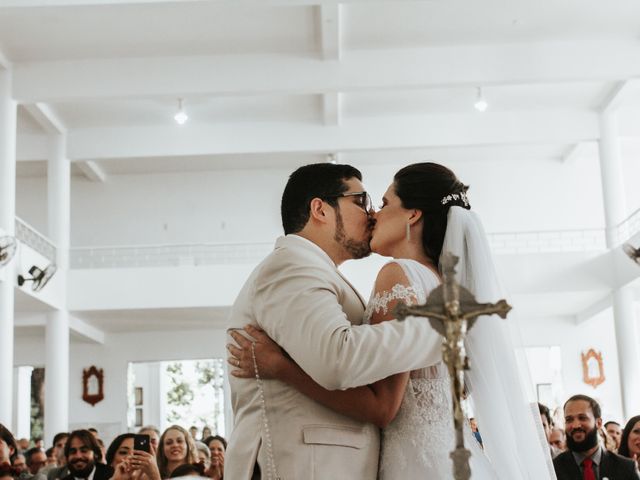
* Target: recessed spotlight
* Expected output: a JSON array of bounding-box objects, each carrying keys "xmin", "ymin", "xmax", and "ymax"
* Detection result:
[
  {"xmin": 174, "ymin": 98, "xmax": 188, "ymax": 125},
  {"xmin": 474, "ymin": 87, "xmax": 488, "ymax": 112}
]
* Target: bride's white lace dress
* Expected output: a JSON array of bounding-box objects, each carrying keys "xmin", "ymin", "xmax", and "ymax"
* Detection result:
[{"xmin": 364, "ymin": 259, "xmax": 495, "ymax": 479}]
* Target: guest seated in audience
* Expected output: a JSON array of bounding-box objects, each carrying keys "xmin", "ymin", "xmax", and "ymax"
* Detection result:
[
  {"xmin": 601, "ymin": 426, "xmax": 619, "ymax": 452},
  {"xmin": 167, "ymin": 463, "xmax": 204, "ymax": 478},
  {"xmin": 12, "ymin": 454, "xmax": 26, "ymax": 478},
  {"xmin": 550, "ymin": 427, "xmax": 567, "ymax": 452},
  {"xmin": 157, "ymin": 426, "xmax": 198, "ymax": 479},
  {"xmin": 109, "ymin": 434, "xmax": 161, "ymax": 480},
  {"xmin": 619, "ymin": 415, "xmax": 640, "ymax": 468},
  {"xmin": 187, "ymin": 428, "xmax": 197, "ymax": 442},
  {"xmin": 553, "ymin": 395, "xmax": 640, "ymax": 480},
  {"xmin": 203, "ymin": 437, "xmax": 225, "ymax": 480},
  {"xmin": 0, "ymin": 424, "xmax": 18, "ymax": 466},
  {"xmin": 24, "ymin": 448, "xmax": 47, "ymax": 479},
  {"xmin": 199, "ymin": 428, "xmax": 211, "ymax": 444},
  {"xmin": 105, "ymin": 435, "xmax": 135, "ymax": 469},
  {"xmin": 44, "ymin": 433, "xmax": 69, "ymax": 480},
  {"xmin": 0, "ymin": 463, "xmax": 18, "ymax": 480},
  {"xmin": 469, "ymin": 418, "xmax": 483, "ymax": 447},
  {"xmin": 138, "ymin": 428, "xmax": 160, "ymax": 457},
  {"xmin": 608, "ymin": 421, "xmax": 625, "ymax": 451},
  {"xmin": 540, "ymin": 402, "xmax": 562, "ymax": 458},
  {"xmin": 16, "ymin": 441, "xmax": 29, "ymax": 455},
  {"xmin": 61, "ymin": 430, "xmax": 112, "ymax": 480},
  {"xmin": 31, "ymin": 444, "xmax": 42, "ymax": 453},
  {"xmin": 193, "ymin": 442, "xmax": 209, "ymax": 470}
]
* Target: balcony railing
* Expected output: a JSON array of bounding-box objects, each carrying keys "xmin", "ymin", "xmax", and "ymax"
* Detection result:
[
  {"xmin": 487, "ymin": 229, "xmax": 606, "ymax": 254},
  {"xmin": 15, "ymin": 217, "xmax": 56, "ymax": 263},
  {"xmin": 70, "ymin": 242, "xmax": 274, "ymax": 269}
]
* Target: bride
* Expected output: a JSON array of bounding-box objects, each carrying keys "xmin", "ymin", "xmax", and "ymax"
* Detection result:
[{"xmin": 227, "ymin": 162, "xmax": 552, "ymax": 479}]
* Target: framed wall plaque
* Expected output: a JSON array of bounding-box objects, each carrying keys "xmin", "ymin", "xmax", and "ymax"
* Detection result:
[
  {"xmin": 82, "ymin": 366, "xmax": 104, "ymax": 406},
  {"xmin": 581, "ymin": 349, "xmax": 605, "ymax": 389}
]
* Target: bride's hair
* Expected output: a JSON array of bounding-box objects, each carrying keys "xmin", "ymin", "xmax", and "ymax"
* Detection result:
[{"xmin": 394, "ymin": 162, "xmax": 470, "ymax": 265}]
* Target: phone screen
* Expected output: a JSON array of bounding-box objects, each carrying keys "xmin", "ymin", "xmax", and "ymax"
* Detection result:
[{"xmin": 134, "ymin": 434, "xmax": 150, "ymax": 453}]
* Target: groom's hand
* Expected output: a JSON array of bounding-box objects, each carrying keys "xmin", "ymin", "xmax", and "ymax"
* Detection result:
[{"xmin": 227, "ymin": 325, "xmax": 287, "ymax": 380}]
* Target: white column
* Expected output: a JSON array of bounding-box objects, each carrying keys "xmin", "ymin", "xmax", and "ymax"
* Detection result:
[
  {"xmin": 0, "ymin": 67, "xmax": 17, "ymax": 427},
  {"xmin": 44, "ymin": 134, "xmax": 70, "ymax": 445},
  {"xmin": 13, "ymin": 366, "xmax": 33, "ymax": 439},
  {"xmin": 598, "ymin": 112, "xmax": 640, "ymax": 418},
  {"xmin": 612, "ymin": 285, "xmax": 640, "ymax": 417},
  {"xmin": 598, "ymin": 113, "xmax": 626, "ymax": 248}
]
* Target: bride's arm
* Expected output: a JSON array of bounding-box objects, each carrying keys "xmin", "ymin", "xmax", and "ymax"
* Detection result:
[{"xmin": 228, "ymin": 263, "xmax": 414, "ymax": 428}]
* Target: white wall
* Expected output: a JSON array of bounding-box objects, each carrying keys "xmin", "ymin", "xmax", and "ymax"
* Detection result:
[
  {"xmin": 517, "ymin": 310, "xmax": 626, "ymax": 424},
  {"xmin": 14, "ymin": 327, "xmax": 230, "ymax": 444},
  {"xmin": 16, "ymin": 157, "xmax": 608, "ymax": 250}
]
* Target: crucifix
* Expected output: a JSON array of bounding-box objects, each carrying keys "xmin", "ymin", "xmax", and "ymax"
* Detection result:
[{"xmin": 394, "ymin": 252, "xmax": 512, "ymax": 480}]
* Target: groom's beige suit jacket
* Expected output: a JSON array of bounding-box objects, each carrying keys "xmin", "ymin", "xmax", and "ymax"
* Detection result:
[{"xmin": 225, "ymin": 235, "xmax": 442, "ymax": 480}]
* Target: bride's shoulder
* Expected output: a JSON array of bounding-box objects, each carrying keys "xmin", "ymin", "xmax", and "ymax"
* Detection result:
[{"xmin": 374, "ymin": 260, "xmax": 411, "ymax": 292}]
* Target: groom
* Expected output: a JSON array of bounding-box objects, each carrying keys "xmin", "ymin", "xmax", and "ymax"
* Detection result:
[{"xmin": 225, "ymin": 163, "xmax": 442, "ymax": 479}]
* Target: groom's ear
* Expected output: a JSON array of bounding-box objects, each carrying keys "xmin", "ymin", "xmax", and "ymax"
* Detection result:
[{"xmin": 309, "ymin": 197, "xmax": 330, "ymax": 223}]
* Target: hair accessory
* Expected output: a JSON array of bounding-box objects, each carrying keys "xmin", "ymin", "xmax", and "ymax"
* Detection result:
[{"xmin": 441, "ymin": 190, "xmax": 469, "ymax": 207}]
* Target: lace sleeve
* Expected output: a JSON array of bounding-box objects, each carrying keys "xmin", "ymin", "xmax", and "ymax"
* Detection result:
[{"xmin": 364, "ymin": 283, "xmax": 419, "ymax": 321}]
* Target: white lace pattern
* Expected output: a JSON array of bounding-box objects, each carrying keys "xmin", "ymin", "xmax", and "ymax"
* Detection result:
[
  {"xmin": 363, "ymin": 262, "xmax": 456, "ymax": 479},
  {"xmin": 363, "ymin": 283, "xmax": 420, "ymax": 319}
]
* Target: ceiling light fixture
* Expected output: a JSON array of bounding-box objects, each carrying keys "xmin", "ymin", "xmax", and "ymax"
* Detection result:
[
  {"xmin": 0, "ymin": 236, "xmax": 17, "ymax": 268},
  {"xmin": 474, "ymin": 87, "xmax": 488, "ymax": 112},
  {"xmin": 174, "ymin": 98, "xmax": 188, "ymax": 125},
  {"xmin": 17, "ymin": 263, "xmax": 57, "ymax": 292}
]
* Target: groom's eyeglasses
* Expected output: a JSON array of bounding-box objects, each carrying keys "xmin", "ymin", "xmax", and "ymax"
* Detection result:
[{"xmin": 324, "ymin": 191, "xmax": 373, "ymax": 213}]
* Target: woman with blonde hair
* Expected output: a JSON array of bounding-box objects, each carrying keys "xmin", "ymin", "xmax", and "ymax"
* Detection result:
[{"xmin": 156, "ymin": 426, "xmax": 198, "ymax": 479}]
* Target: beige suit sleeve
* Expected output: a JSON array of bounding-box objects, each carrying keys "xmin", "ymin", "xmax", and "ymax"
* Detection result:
[{"xmin": 254, "ymin": 260, "xmax": 442, "ymax": 391}]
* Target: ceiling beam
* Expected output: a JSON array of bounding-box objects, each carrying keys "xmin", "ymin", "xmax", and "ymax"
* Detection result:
[
  {"xmin": 12, "ymin": 40, "xmax": 640, "ymax": 102},
  {"xmin": 322, "ymin": 92, "xmax": 341, "ymax": 125},
  {"xmin": 318, "ymin": 3, "xmax": 341, "ymax": 60},
  {"xmin": 561, "ymin": 141, "xmax": 597, "ymax": 164},
  {"xmin": 69, "ymin": 315, "xmax": 105, "ymax": 344},
  {"xmin": 14, "ymin": 313, "xmax": 105, "ymax": 344},
  {"xmin": 574, "ymin": 294, "xmax": 611, "ymax": 324},
  {"xmin": 49, "ymin": 111, "xmax": 598, "ymax": 161},
  {"xmin": 600, "ymin": 79, "xmax": 639, "ymax": 115},
  {"xmin": 0, "ymin": 48, "xmax": 10, "ymax": 70},
  {"xmin": 23, "ymin": 103, "xmax": 66, "ymax": 134},
  {"xmin": 0, "ymin": 0, "xmax": 383, "ymax": 7},
  {"xmin": 75, "ymin": 160, "xmax": 107, "ymax": 182}
]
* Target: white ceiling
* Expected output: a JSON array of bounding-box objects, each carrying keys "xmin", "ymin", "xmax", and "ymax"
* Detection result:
[
  {"xmin": 1, "ymin": 0, "xmax": 639, "ymax": 178},
  {"xmin": 5, "ymin": 1, "xmax": 640, "ymax": 342}
]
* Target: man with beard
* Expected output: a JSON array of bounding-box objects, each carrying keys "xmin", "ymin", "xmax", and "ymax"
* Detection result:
[
  {"xmin": 553, "ymin": 395, "xmax": 640, "ymax": 480},
  {"xmin": 225, "ymin": 163, "xmax": 446, "ymax": 480},
  {"xmin": 61, "ymin": 431, "xmax": 112, "ymax": 480}
]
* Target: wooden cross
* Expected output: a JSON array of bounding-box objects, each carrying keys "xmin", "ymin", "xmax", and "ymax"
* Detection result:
[{"xmin": 394, "ymin": 252, "xmax": 512, "ymax": 480}]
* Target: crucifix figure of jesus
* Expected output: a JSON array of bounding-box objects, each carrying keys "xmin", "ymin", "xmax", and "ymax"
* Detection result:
[{"xmin": 394, "ymin": 252, "xmax": 512, "ymax": 480}]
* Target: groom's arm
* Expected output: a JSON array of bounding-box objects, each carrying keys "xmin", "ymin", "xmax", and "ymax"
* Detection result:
[{"xmin": 255, "ymin": 261, "xmax": 442, "ymax": 390}]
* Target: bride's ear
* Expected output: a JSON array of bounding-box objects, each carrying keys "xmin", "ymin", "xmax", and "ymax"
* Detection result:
[{"xmin": 408, "ymin": 209, "xmax": 422, "ymax": 225}]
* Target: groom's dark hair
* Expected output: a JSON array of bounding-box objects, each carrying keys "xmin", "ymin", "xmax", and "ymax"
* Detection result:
[{"xmin": 281, "ymin": 163, "xmax": 362, "ymax": 234}]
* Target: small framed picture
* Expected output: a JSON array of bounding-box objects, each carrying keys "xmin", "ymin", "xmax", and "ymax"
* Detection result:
[
  {"xmin": 135, "ymin": 408, "xmax": 143, "ymax": 427},
  {"xmin": 135, "ymin": 387, "xmax": 143, "ymax": 406}
]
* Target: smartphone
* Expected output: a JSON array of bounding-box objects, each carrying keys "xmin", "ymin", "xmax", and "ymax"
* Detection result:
[{"xmin": 133, "ymin": 434, "xmax": 150, "ymax": 453}]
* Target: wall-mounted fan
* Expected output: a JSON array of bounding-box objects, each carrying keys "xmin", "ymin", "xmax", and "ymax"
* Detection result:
[
  {"xmin": 623, "ymin": 243, "xmax": 640, "ymax": 266},
  {"xmin": 0, "ymin": 236, "xmax": 17, "ymax": 267},
  {"xmin": 17, "ymin": 264, "xmax": 57, "ymax": 292}
]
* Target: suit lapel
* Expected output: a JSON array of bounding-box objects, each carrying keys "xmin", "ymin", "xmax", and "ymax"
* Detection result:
[
  {"xmin": 560, "ymin": 452, "xmax": 582, "ymax": 479},
  {"xmin": 600, "ymin": 451, "xmax": 611, "ymax": 479},
  {"xmin": 335, "ymin": 268, "xmax": 366, "ymax": 310}
]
